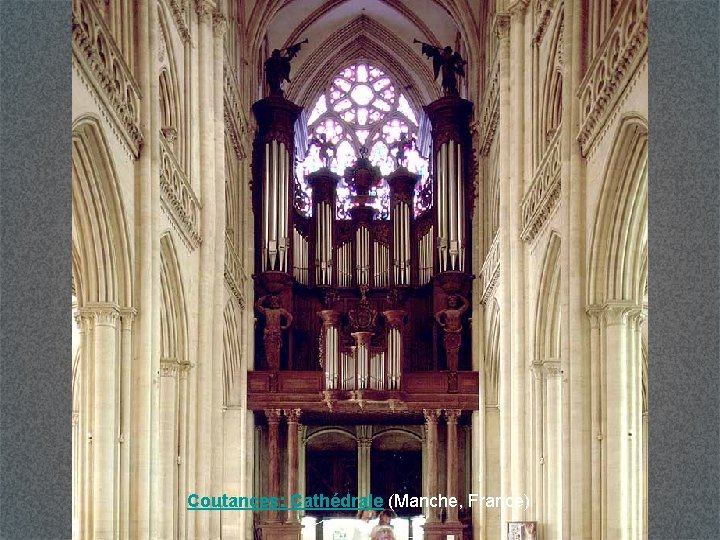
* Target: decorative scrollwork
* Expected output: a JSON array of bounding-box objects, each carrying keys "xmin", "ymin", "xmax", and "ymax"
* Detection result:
[
  {"xmin": 72, "ymin": 0, "xmax": 143, "ymax": 158},
  {"xmin": 521, "ymin": 131, "xmax": 561, "ymax": 242},
  {"xmin": 160, "ymin": 137, "xmax": 202, "ymax": 249},
  {"xmin": 480, "ymin": 232, "xmax": 500, "ymax": 304},
  {"xmin": 577, "ymin": 0, "xmax": 648, "ymax": 156}
]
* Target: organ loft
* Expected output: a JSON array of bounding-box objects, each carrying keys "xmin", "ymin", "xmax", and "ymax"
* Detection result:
[{"xmin": 249, "ymin": 44, "xmax": 478, "ymax": 540}]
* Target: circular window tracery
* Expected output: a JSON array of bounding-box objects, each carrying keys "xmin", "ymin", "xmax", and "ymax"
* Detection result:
[{"xmin": 295, "ymin": 63, "xmax": 432, "ymax": 220}]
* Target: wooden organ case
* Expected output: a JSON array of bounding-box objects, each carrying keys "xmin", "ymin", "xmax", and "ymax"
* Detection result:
[{"xmin": 248, "ymin": 91, "xmax": 479, "ymax": 540}]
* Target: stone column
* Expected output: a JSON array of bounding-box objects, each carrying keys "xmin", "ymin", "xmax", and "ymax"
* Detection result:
[
  {"xmin": 529, "ymin": 363, "xmax": 544, "ymax": 529},
  {"xmin": 285, "ymin": 409, "xmax": 302, "ymax": 523},
  {"xmin": 193, "ymin": 2, "xmax": 217, "ymax": 537},
  {"xmin": 564, "ymin": 0, "xmax": 591, "ymax": 537},
  {"xmin": 493, "ymin": 11, "xmax": 513, "ymax": 533},
  {"xmin": 445, "ymin": 410, "xmax": 461, "ymax": 523},
  {"xmin": 177, "ymin": 363, "xmax": 191, "ymax": 540},
  {"xmin": 133, "ymin": 0, "xmax": 161, "ymax": 536},
  {"xmin": 423, "ymin": 409, "xmax": 440, "ymax": 523},
  {"xmin": 356, "ymin": 426, "xmax": 372, "ymax": 498},
  {"xmin": 603, "ymin": 305, "xmax": 632, "ymax": 540},
  {"xmin": 544, "ymin": 361, "xmax": 563, "ymax": 538},
  {"xmin": 210, "ymin": 11, "xmax": 228, "ymax": 540},
  {"xmin": 265, "ymin": 409, "xmax": 282, "ymax": 523},
  {"xmin": 73, "ymin": 312, "xmax": 91, "ymax": 540},
  {"xmin": 118, "ymin": 308, "xmax": 135, "ymax": 540},
  {"xmin": 508, "ymin": 3, "xmax": 528, "ymax": 522},
  {"xmin": 86, "ymin": 304, "xmax": 120, "ymax": 540},
  {"xmin": 298, "ymin": 425, "xmax": 308, "ymax": 517},
  {"xmin": 159, "ymin": 360, "xmax": 178, "ymax": 540},
  {"xmin": 223, "ymin": 405, "xmax": 244, "ymax": 540}
]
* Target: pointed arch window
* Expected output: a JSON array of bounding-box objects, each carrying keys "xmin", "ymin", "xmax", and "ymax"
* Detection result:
[{"xmin": 295, "ymin": 63, "xmax": 432, "ymax": 220}]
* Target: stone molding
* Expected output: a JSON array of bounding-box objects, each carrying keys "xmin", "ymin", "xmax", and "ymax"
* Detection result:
[
  {"xmin": 493, "ymin": 13, "xmax": 511, "ymax": 40},
  {"xmin": 166, "ymin": 0, "xmax": 192, "ymax": 43},
  {"xmin": 543, "ymin": 360, "xmax": 562, "ymax": 378},
  {"xmin": 224, "ymin": 59, "xmax": 250, "ymax": 161},
  {"xmin": 444, "ymin": 409, "xmax": 461, "ymax": 423},
  {"xmin": 532, "ymin": 0, "xmax": 557, "ymax": 44},
  {"xmin": 521, "ymin": 129, "xmax": 561, "ymax": 242},
  {"xmin": 76, "ymin": 303, "xmax": 120, "ymax": 326},
  {"xmin": 72, "ymin": 0, "xmax": 143, "ymax": 158},
  {"xmin": 212, "ymin": 10, "xmax": 228, "ymax": 37},
  {"xmin": 576, "ymin": 0, "xmax": 648, "ymax": 156},
  {"xmin": 478, "ymin": 57, "xmax": 500, "ymax": 157},
  {"xmin": 224, "ymin": 233, "xmax": 248, "ymax": 309},
  {"xmin": 160, "ymin": 359, "xmax": 180, "ymax": 377},
  {"xmin": 160, "ymin": 136, "xmax": 202, "ymax": 250},
  {"xmin": 586, "ymin": 301, "xmax": 644, "ymax": 327},
  {"xmin": 480, "ymin": 231, "xmax": 500, "ymax": 304}
]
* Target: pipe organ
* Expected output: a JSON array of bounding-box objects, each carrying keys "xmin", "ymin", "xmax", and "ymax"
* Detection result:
[
  {"xmin": 248, "ymin": 61, "xmax": 479, "ymax": 540},
  {"xmin": 252, "ymin": 89, "xmax": 475, "ymax": 397}
]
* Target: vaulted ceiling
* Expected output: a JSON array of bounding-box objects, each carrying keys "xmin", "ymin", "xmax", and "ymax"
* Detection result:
[{"xmin": 243, "ymin": 0, "xmax": 486, "ymax": 109}]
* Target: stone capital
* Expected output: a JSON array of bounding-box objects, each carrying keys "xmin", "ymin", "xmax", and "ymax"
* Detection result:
[
  {"xmin": 284, "ymin": 408, "xmax": 302, "ymax": 424},
  {"xmin": 444, "ymin": 409, "xmax": 461, "ymax": 424},
  {"xmin": 77, "ymin": 303, "xmax": 120, "ymax": 326},
  {"xmin": 264, "ymin": 408, "xmax": 282, "ymax": 425},
  {"xmin": 194, "ymin": 0, "xmax": 215, "ymax": 22},
  {"xmin": 423, "ymin": 408, "xmax": 441, "ymax": 424},
  {"xmin": 119, "ymin": 307, "xmax": 137, "ymax": 330},
  {"xmin": 543, "ymin": 360, "xmax": 562, "ymax": 378},
  {"xmin": 212, "ymin": 10, "xmax": 228, "ymax": 37},
  {"xmin": 507, "ymin": 0, "xmax": 530, "ymax": 17},
  {"xmin": 494, "ymin": 13, "xmax": 511, "ymax": 39},
  {"xmin": 160, "ymin": 359, "xmax": 179, "ymax": 377},
  {"xmin": 530, "ymin": 362, "xmax": 544, "ymax": 380}
]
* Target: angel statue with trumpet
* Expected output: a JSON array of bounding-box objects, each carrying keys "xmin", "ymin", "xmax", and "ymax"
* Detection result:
[
  {"xmin": 264, "ymin": 38, "xmax": 309, "ymax": 96},
  {"xmin": 414, "ymin": 39, "xmax": 466, "ymax": 96}
]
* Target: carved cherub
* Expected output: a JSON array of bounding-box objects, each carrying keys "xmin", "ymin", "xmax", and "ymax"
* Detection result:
[
  {"xmin": 255, "ymin": 294, "xmax": 293, "ymax": 370},
  {"xmin": 434, "ymin": 294, "xmax": 469, "ymax": 333}
]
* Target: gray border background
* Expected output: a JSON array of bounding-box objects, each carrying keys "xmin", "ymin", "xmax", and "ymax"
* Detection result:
[
  {"xmin": 648, "ymin": 1, "xmax": 720, "ymax": 539},
  {"xmin": 1, "ymin": 1, "xmax": 72, "ymax": 539},
  {"xmin": 0, "ymin": 1, "xmax": 719, "ymax": 539}
]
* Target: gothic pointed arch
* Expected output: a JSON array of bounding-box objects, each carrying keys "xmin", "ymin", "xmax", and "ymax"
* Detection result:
[
  {"xmin": 223, "ymin": 299, "xmax": 244, "ymax": 406},
  {"xmin": 158, "ymin": 5, "xmax": 185, "ymax": 161},
  {"xmin": 588, "ymin": 114, "xmax": 648, "ymax": 306},
  {"xmin": 71, "ymin": 115, "xmax": 133, "ymax": 308},
  {"xmin": 286, "ymin": 16, "xmax": 439, "ymax": 108},
  {"xmin": 484, "ymin": 299, "xmax": 500, "ymax": 406},
  {"xmin": 160, "ymin": 233, "xmax": 188, "ymax": 365},
  {"xmin": 539, "ymin": 10, "xmax": 564, "ymax": 154},
  {"xmin": 536, "ymin": 231, "xmax": 562, "ymax": 361}
]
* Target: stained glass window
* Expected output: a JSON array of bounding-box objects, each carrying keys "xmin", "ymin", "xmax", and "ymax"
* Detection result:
[{"xmin": 296, "ymin": 63, "xmax": 431, "ymax": 219}]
